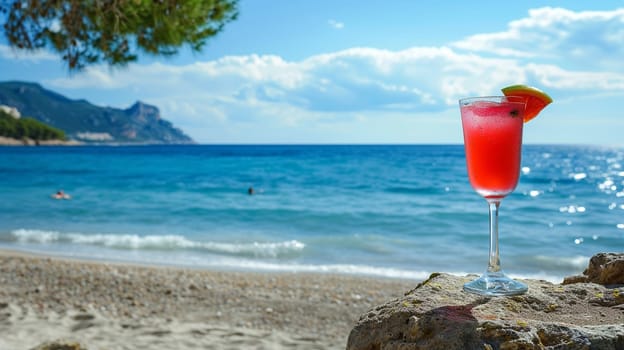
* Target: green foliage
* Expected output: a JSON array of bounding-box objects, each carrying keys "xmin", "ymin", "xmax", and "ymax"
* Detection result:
[
  {"xmin": 0, "ymin": 0, "xmax": 238, "ymax": 70},
  {"xmin": 0, "ymin": 109, "xmax": 66, "ymax": 140}
]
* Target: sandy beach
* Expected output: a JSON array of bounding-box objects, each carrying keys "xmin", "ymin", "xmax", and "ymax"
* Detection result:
[{"xmin": 0, "ymin": 249, "xmax": 417, "ymax": 350}]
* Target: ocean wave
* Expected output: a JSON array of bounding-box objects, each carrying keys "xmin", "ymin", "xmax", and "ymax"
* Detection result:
[
  {"xmin": 515, "ymin": 254, "xmax": 590, "ymax": 276},
  {"xmin": 2, "ymin": 230, "xmax": 570, "ymax": 283},
  {"xmin": 215, "ymin": 260, "xmax": 434, "ymax": 280},
  {"xmin": 529, "ymin": 255, "xmax": 590, "ymax": 269},
  {"xmin": 8, "ymin": 229, "xmax": 305, "ymax": 259},
  {"xmin": 507, "ymin": 272, "xmax": 565, "ymax": 284}
]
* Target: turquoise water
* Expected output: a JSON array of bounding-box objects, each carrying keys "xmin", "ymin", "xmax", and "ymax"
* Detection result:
[{"xmin": 0, "ymin": 145, "xmax": 622, "ymax": 282}]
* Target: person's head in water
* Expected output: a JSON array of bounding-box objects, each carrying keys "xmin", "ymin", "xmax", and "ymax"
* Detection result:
[{"xmin": 248, "ymin": 187, "xmax": 255, "ymax": 195}]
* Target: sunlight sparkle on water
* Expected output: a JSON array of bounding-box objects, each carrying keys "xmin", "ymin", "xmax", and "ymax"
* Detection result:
[
  {"xmin": 598, "ymin": 179, "xmax": 616, "ymax": 192},
  {"xmin": 560, "ymin": 205, "xmax": 586, "ymax": 213},
  {"xmin": 572, "ymin": 173, "xmax": 587, "ymax": 181}
]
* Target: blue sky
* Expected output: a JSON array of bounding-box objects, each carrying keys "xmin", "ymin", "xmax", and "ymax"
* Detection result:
[{"xmin": 1, "ymin": 0, "xmax": 624, "ymax": 145}]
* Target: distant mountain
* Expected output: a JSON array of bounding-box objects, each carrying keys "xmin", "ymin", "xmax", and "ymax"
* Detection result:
[{"xmin": 0, "ymin": 81, "xmax": 194, "ymax": 144}]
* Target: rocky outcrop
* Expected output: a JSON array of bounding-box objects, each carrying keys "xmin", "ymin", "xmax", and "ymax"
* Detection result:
[
  {"xmin": 563, "ymin": 253, "xmax": 624, "ymax": 286},
  {"xmin": 347, "ymin": 253, "xmax": 624, "ymax": 350}
]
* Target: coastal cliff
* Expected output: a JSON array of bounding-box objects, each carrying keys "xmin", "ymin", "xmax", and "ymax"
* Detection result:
[{"xmin": 0, "ymin": 81, "xmax": 193, "ymax": 144}]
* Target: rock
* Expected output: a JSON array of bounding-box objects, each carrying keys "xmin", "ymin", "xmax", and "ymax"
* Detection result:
[
  {"xmin": 563, "ymin": 253, "xmax": 624, "ymax": 286},
  {"xmin": 30, "ymin": 340, "xmax": 86, "ymax": 350},
  {"xmin": 347, "ymin": 272, "xmax": 624, "ymax": 350}
]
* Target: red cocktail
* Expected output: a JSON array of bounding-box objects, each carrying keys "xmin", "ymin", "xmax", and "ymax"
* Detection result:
[
  {"xmin": 462, "ymin": 98, "xmax": 523, "ymax": 199},
  {"xmin": 460, "ymin": 96, "xmax": 528, "ymax": 296}
]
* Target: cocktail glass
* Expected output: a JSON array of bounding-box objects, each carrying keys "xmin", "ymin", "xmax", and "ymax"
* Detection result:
[{"xmin": 459, "ymin": 96, "xmax": 528, "ymax": 296}]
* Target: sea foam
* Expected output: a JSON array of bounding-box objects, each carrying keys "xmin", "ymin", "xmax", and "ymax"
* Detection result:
[{"xmin": 9, "ymin": 229, "xmax": 305, "ymax": 259}]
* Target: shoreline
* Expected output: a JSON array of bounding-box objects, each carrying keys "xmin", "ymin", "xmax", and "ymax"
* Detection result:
[
  {"xmin": 0, "ymin": 242, "xmax": 574, "ymax": 284},
  {"xmin": 0, "ymin": 136, "xmax": 82, "ymax": 146},
  {"xmin": 0, "ymin": 136, "xmax": 197, "ymax": 146},
  {"xmin": 0, "ymin": 246, "xmax": 429, "ymax": 284},
  {"xmin": 0, "ymin": 248, "xmax": 417, "ymax": 349}
]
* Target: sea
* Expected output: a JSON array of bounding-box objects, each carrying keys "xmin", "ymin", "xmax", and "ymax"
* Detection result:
[{"xmin": 0, "ymin": 144, "xmax": 622, "ymax": 283}]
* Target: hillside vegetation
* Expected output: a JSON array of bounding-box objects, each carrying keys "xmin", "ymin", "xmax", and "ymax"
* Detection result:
[{"xmin": 0, "ymin": 110, "xmax": 66, "ymax": 141}]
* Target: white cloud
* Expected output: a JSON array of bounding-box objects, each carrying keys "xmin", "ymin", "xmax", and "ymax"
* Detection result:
[
  {"xmin": 46, "ymin": 41, "xmax": 624, "ymax": 129},
  {"xmin": 525, "ymin": 63, "xmax": 624, "ymax": 90},
  {"xmin": 452, "ymin": 7, "xmax": 624, "ymax": 71},
  {"xmin": 42, "ymin": 7, "xmax": 624, "ymax": 143},
  {"xmin": 0, "ymin": 44, "xmax": 57, "ymax": 61},
  {"xmin": 328, "ymin": 19, "xmax": 345, "ymax": 29},
  {"xmin": 47, "ymin": 47, "xmax": 522, "ymax": 115}
]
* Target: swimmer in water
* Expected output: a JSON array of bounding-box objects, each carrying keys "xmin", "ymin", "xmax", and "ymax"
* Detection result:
[{"xmin": 52, "ymin": 190, "xmax": 71, "ymax": 200}]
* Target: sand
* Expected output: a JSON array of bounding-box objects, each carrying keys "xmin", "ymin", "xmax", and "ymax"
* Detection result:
[
  {"xmin": 0, "ymin": 250, "xmax": 417, "ymax": 350},
  {"xmin": 0, "ymin": 136, "xmax": 82, "ymax": 146}
]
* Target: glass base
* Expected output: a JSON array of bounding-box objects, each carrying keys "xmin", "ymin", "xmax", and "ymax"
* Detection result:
[{"xmin": 463, "ymin": 271, "xmax": 528, "ymax": 296}]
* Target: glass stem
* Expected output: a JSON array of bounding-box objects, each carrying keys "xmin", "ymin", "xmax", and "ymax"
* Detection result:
[{"xmin": 487, "ymin": 200, "xmax": 501, "ymax": 273}]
